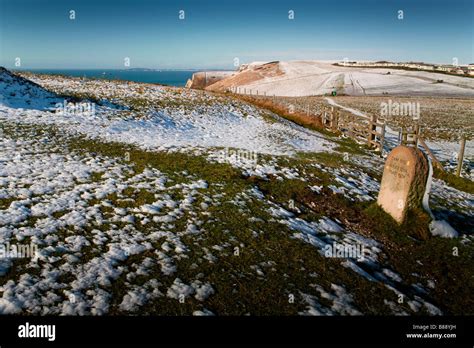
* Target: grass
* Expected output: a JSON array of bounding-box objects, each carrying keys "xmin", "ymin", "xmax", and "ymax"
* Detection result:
[
  {"xmin": 364, "ymin": 204, "xmax": 474, "ymax": 314},
  {"xmin": 231, "ymin": 94, "xmax": 324, "ymax": 132},
  {"xmin": 0, "ymin": 197, "xmax": 17, "ymax": 209},
  {"xmin": 433, "ymin": 167, "xmax": 474, "ymax": 194},
  {"xmin": 1, "ymin": 86, "xmax": 473, "ymax": 315},
  {"xmin": 325, "ymin": 95, "xmax": 474, "ymax": 142}
]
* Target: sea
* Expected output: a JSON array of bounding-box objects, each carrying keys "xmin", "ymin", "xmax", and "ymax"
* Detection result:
[{"xmin": 24, "ymin": 69, "xmax": 196, "ymax": 87}]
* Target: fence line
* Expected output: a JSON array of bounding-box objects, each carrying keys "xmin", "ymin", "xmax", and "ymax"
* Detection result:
[
  {"xmin": 227, "ymin": 91, "xmax": 387, "ymax": 152},
  {"xmin": 321, "ymin": 106, "xmax": 385, "ymax": 152},
  {"xmin": 225, "ymin": 89, "xmax": 469, "ymax": 175}
]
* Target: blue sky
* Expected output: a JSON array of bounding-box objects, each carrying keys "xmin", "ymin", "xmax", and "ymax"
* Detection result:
[{"xmin": 0, "ymin": 0, "xmax": 472, "ymax": 69}]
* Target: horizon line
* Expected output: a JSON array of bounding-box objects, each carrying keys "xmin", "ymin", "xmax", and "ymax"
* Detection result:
[{"xmin": 7, "ymin": 67, "xmax": 236, "ymax": 71}]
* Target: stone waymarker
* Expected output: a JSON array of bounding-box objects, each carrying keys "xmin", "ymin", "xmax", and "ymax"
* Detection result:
[{"xmin": 377, "ymin": 145, "xmax": 429, "ymax": 223}]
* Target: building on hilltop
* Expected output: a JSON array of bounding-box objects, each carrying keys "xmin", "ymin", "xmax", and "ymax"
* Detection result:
[{"xmin": 468, "ymin": 64, "xmax": 474, "ymax": 76}]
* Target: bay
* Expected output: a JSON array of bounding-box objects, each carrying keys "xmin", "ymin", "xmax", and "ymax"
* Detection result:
[{"xmin": 24, "ymin": 69, "xmax": 196, "ymax": 87}]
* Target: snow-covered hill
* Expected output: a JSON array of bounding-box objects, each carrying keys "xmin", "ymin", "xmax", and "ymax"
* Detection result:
[
  {"xmin": 205, "ymin": 60, "xmax": 474, "ymax": 97},
  {"xmin": 0, "ymin": 68, "xmax": 472, "ymax": 316},
  {"xmin": 0, "ymin": 68, "xmax": 335, "ymax": 156},
  {"xmin": 0, "ymin": 67, "xmax": 61, "ymax": 109}
]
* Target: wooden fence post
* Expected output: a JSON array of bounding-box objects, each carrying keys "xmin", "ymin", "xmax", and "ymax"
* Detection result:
[
  {"xmin": 456, "ymin": 136, "xmax": 466, "ymax": 177},
  {"xmin": 332, "ymin": 110, "xmax": 338, "ymax": 131},
  {"xmin": 348, "ymin": 115, "xmax": 354, "ymax": 138},
  {"xmin": 402, "ymin": 128, "xmax": 408, "ymax": 145},
  {"xmin": 368, "ymin": 114, "xmax": 377, "ymax": 147},
  {"xmin": 380, "ymin": 122, "xmax": 386, "ymax": 155},
  {"xmin": 414, "ymin": 124, "xmax": 420, "ymax": 146}
]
